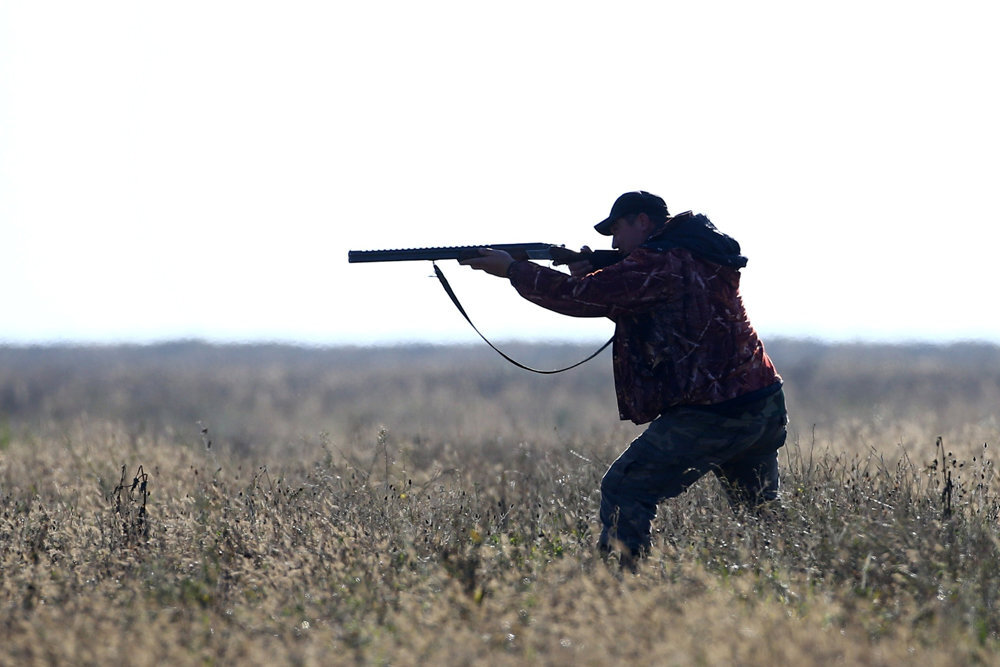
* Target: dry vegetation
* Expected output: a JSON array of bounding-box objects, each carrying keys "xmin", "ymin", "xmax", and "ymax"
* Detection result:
[{"xmin": 1, "ymin": 340, "xmax": 999, "ymax": 664}]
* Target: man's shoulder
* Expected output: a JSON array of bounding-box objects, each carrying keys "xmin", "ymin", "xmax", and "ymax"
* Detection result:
[
  {"xmin": 625, "ymin": 245, "xmax": 698, "ymax": 269},
  {"xmin": 621, "ymin": 247, "xmax": 739, "ymax": 292}
]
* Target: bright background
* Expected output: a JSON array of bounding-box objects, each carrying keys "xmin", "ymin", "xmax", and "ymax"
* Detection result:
[{"xmin": 2, "ymin": 1, "xmax": 998, "ymax": 346}]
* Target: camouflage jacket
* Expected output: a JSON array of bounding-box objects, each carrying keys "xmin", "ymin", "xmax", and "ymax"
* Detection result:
[{"xmin": 507, "ymin": 213, "xmax": 781, "ymax": 424}]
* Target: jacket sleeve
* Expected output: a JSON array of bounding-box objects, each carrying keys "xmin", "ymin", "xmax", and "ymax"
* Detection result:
[{"xmin": 507, "ymin": 249, "xmax": 683, "ymax": 318}]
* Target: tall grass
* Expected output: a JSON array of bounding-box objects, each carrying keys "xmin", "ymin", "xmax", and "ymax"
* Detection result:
[{"xmin": 1, "ymin": 341, "xmax": 998, "ymax": 663}]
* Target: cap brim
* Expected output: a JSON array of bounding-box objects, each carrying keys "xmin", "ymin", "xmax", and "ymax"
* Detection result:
[{"xmin": 594, "ymin": 216, "xmax": 614, "ymax": 236}]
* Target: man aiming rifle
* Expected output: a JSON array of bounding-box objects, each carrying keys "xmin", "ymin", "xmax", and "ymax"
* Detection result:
[{"xmin": 460, "ymin": 191, "xmax": 787, "ymax": 570}]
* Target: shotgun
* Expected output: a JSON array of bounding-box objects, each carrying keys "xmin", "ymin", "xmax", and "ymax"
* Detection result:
[
  {"xmin": 347, "ymin": 243, "xmax": 622, "ymax": 269},
  {"xmin": 346, "ymin": 241, "xmax": 617, "ymax": 373}
]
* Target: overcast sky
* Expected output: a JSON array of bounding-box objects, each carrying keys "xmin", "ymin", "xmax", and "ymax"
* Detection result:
[{"xmin": 2, "ymin": 1, "xmax": 998, "ymax": 347}]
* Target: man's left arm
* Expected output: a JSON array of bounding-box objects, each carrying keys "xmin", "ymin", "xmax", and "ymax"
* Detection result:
[
  {"xmin": 461, "ymin": 249, "xmax": 615, "ymax": 318},
  {"xmin": 463, "ymin": 247, "xmax": 681, "ymax": 318}
]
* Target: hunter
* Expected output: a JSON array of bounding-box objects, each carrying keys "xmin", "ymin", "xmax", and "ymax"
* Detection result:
[{"xmin": 460, "ymin": 190, "xmax": 787, "ymax": 568}]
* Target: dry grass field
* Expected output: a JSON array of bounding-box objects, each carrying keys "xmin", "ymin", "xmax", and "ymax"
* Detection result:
[{"xmin": 1, "ymin": 340, "xmax": 999, "ymax": 664}]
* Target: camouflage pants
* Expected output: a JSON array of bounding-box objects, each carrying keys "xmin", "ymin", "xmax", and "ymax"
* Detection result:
[{"xmin": 599, "ymin": 386, "xmax": 787, "ymax": 558}]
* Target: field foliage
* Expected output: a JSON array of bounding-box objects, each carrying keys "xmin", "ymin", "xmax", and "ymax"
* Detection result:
[{"xmin": 1, "ymin": 340, "xmax": 999, "ymax": 664}]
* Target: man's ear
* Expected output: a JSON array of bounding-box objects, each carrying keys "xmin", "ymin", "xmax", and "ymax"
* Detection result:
[{"xmin": 636, "ymin": 212, "xmax": 654, "ymax": 233}]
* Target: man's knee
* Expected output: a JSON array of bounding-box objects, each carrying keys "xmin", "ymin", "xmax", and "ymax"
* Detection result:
[
  {"xmin": 599, "ymin": 466, "xmax": 624, "ymax": 500},
  {"xmin": 718, "ymin": 452, "xmax": 780, "ymax": 507}
]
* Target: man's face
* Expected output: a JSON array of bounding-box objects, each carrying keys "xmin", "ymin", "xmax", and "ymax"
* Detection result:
[{"xmin": 610, "ymin": 214, "xmax": 653, "ymax": 254}]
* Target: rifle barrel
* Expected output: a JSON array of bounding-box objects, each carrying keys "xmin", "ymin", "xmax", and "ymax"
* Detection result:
[
  {"xmin": 347, "ymin": 244, "xmax": 623, "ymax": 269},
  {"xmin": 348, "ymin": 243, "xmax": 554, "ymax": 263}
]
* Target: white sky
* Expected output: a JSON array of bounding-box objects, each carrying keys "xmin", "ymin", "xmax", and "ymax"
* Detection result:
[{"xmin": 2, "ymin": 1, "xmax": 998, "ymax": 346}]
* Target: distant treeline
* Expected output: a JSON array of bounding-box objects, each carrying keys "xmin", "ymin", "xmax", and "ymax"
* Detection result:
[{"xmin": 2, "ymin": 339, "xmax": 998, "ymax": 456}]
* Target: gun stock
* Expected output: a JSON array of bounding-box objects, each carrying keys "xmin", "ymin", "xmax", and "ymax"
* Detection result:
[{"xmin": 348, "ymin": 243, "xmax": 621, "ymax": 269}]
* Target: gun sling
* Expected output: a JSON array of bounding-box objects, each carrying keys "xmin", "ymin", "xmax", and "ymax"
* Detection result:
[{"xmin": 432, "ymin": 263, "xmax": 613, "ymax": 374}]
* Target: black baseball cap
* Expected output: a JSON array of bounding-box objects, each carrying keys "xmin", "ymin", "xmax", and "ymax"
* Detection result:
[{"xmin": 594, "ymin": 191, "xmax": 669, "ymax": 235}]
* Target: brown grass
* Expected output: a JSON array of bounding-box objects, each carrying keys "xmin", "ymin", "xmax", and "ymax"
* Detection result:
[{"xmin": 1, "ymin": 340, "xmax": 998, "ymax": 664}]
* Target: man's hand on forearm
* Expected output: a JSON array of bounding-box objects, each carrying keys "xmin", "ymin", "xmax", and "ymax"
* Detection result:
[
  {"xmin": 458, "ymin": 248, "xmax": 515, "ymax": 278},
  {"xmin": 566, "ymin": 246, "xmax": 594, "ymax": 278}
]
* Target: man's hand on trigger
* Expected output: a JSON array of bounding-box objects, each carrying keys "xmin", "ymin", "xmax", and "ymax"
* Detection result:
[
  {"xmin": 459, "ymin": 248, "xmax": 515, "ymax": 277},
  {"xmin": 567, "ymin": 246, "xmax": 594, "ymax": 278}
]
